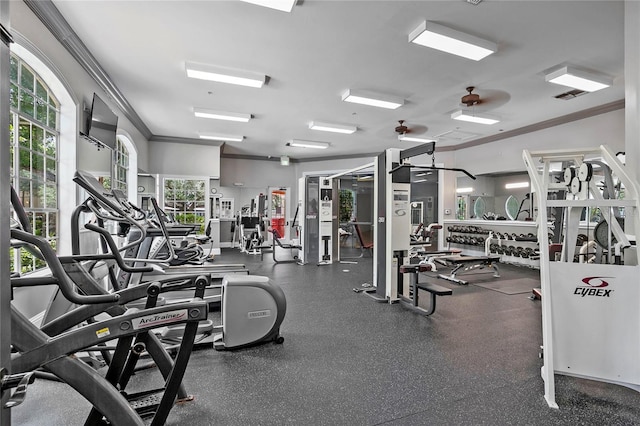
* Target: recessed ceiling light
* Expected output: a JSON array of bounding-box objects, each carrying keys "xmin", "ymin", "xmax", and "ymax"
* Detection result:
[
  {"xmin": 398, "ymin": 134, "xmax": 436, "ymax": 143},
  {"xmin": 408, "ymin": 21, "xmax": 497, "ymax": 61},
  {"xmin": 199, "ymin": 132, "xmax": 244, "ymax": 142},
  {"xmin": 194, "ymin": 108, "xmax": 252, "ymax": 122},
  {"xmin": 239, "ymin": 0, "xmax": 296, "ymax": 12},
  {"xmin": 287, "ymin": 139, "xmax": 329, "ymax": 149},
  {"xmin": 341, "ymin": 89, "xmax": 404, "ymax": 110},
  {"xmin": 309, "ymin": 121, "xmax": 357, "ymax": 134},
  {"xmin": 451, "ymin": 110, "xmax": 500, "ymax": 125},
  {"xmin": 545, "ymin": 65, "xmax": 612, "ymax": 92},
  {"xmin": 186, "ymin": 62, "xmax": 266, "ymax": 88}
]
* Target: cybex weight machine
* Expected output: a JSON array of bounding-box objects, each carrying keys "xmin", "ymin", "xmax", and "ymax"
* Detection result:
[{"xmin": 524, "ymin": 145, "xmax": 640, "ymax": 409}]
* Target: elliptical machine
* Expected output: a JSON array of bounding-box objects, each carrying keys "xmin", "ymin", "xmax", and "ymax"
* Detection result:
[{"xmin": 72, "ymin": 170, "xmax": 288, "ymax": 350}]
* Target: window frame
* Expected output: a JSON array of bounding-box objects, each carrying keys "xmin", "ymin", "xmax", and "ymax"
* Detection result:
[{"xmin": 10, "ymin": 53, "xmax": 60, "ymax": 273}]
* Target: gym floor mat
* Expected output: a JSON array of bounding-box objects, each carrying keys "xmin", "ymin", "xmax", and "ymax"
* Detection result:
[{"xmin": 473, "ymin": 277, "xmax": 540, "ymax": 295}]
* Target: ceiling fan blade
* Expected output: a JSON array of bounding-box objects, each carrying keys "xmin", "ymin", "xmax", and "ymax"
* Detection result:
[{"xmin": 406, "ymin": 125, "xmax": 428, "ymax": 135}]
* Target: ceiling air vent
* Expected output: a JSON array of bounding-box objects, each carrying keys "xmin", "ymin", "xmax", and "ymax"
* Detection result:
[
  {"xmin": 554, "ymin": 89, "xmax": 587, "ymax": 100},
  {"xmin": 436, "ymin": 129, "xmax": 479, "ymax": 142}
]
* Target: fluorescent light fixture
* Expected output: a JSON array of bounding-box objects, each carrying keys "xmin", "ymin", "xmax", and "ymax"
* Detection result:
[
  {"xmin": 545, "ymin": 65, "xmax": 612, "ymax": 92},
  {"xmin": 287, "ymin": 139, "xmax": 329, "ymax": 149},
  {"xmin": 186, "ymin": 62, "xmax": 265, "ymax": 88},
  {"xmin": 280, "ymin": 155, "xmax": 290, "ymax": 166},
  {"xmin": 398, "ymin": 134, "xmax": 436, "ymax": 143},
  {"xmin": 198, "ymin": 132, "xmax": 244, "ymax": 142},
  {"xmin": 413, "ymin": 179, "xmax": 427, "ymax": 183},
  {"xmin": 505, "ymin": 182, "xmax": 530, "ymax": 189},
  {"xmin": 451, "ymin": 110, "xmax": 500, "ymax": 125},
  {"xmin": 309, "ymin": 121, "xmax": 357, "ymax": 134},
  {"xmin": 409, "ymin": 21, "xmax": 497, "ymax": 61},
  {"xmin": 239, "ymin": 0, "xmax": 296, "ymax": 12},
  {"xmin": 456, "ymin": 187, "xmax": 473, "ymax": 193},
  {"xmin": 341, "ymin": 89, "xmax": 404, "ymax": 110},
  {"xmin": 194, "ymin": 108, "xmax": 251, "ymax": 122}
]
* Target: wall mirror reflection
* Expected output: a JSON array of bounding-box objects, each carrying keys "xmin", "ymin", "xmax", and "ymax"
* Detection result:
[
  {"xmin": 457, "ymin": 172, "xmax": 531, "ymax": 221},
  {"xmin": 505, "ymin": 195, "xmax": 519, "ymax": 220}
]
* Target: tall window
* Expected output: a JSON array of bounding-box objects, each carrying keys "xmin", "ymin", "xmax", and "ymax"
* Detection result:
[
  {"xmin": 9, "ymin": 53, "xmax": 60, "ymax": 273},
  {"xmin": 112, "ymin": 136, "xmax": 129, "ymax": 192},
  {"xmin": 163, "ymin": 178, "xmax": 206, "ymax": 232}
]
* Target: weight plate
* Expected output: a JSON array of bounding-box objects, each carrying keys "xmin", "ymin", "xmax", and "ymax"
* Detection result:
[
  {"xmin": 563, "ymin": 167, "xmax": 575, "ymax": 185},
  {"xmin": 578, "ymin": 162, "xmax": 593, "ymax": 182},
  {"xmin": 570, "ymin": 176, "xmax": 582, "ymax": 195}
]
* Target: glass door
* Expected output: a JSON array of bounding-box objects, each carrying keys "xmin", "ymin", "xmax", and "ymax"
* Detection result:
[{"xmin": 270, "ymin": 188, "xmax": 287, "ymax": 240}]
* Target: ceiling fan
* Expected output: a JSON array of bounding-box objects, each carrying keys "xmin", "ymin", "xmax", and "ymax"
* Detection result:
[
  {"xmin": 394, "ymin": 120, "xmax": 427, "ymax": 136},
  {"xmin": 461, "ymin": 86, "xmax": 481, "ymax": 106},
  {"xmin": 458, "ymin": 86, "xmax": 511, "ymax": 110}
]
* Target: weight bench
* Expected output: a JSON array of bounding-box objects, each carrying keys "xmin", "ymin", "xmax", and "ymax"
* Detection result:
[
  {"xmin": 269, "ymin": 229, "xmax": 303, "ymax": 264},
  {"xmin": 411, "ymin": 249, "xmax": 462, "ymax": 271},
  {"xmin": 435, "ymin": 255, "xmax": 501, "ymax": 285},
  {"xmin": 399, "ymin": 264, "xmax": 452, "ymax": 316}
]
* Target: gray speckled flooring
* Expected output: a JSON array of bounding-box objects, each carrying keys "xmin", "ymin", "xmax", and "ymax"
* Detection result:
[{"xmin": 12, "ymin": 248, "xmax": 640, "ymax": 425}]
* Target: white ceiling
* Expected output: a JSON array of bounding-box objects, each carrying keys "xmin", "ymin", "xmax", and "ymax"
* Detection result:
[{"xmin": 50, "ymin": 0, "xmax": 625, "ymax": 161}]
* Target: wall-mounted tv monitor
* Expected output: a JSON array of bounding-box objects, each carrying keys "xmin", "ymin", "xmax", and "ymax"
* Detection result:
[{"xmin": 86, "ymin": 93, "xmax": 118, "ymax": 150}]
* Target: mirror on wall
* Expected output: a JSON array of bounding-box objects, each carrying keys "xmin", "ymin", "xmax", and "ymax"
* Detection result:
[
  {"xmin": 505, "ymin": 195, "xmax": 519, "ymax": 220},
  {"xmin": 473, "ymin": 196, "xmax": 487, "ymax": 218},
  {"xmin": 456, "ymin": 172, "xmax": 532, "ymax": 221}
]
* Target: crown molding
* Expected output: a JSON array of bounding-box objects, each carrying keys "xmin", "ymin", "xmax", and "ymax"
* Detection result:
[
  {"xmin": 150, "ymin": 134, "xmax": 225, "ymax": 147},
  {"xmin": 438, "ymin": 99, "xmax": 624, "ymax": 152}
]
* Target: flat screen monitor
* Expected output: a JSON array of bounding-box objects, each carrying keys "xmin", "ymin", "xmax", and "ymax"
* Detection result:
[{"xmin": 87, "ymin": 93, "xmax": 118, "ymax": 150}]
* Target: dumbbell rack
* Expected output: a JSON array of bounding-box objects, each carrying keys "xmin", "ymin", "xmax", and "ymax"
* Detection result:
[{"xmin": 443, "ymin": 219, "xmax": 543, "ymax": 268}]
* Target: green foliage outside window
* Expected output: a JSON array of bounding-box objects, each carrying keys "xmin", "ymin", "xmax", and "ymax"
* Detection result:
[
  {"xmin": 165, "ymin": 179, "xmax": 206, "ymax": 233},
  {"xmin": 9, "ymin": 53, "xmax": 59, "ymax": 273},
  {"xmin": 339, "ymin": 190, "xmax": 354, "ymax": 223}
]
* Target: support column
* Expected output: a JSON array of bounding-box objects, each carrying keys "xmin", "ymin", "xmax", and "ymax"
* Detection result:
[
  {"xmin": 0, "ymin": 1, "xmax": 12, "ymax": 423},
  {"xmin": 625, "ymin": 1, "xmax": 640, "ymax": 180}
]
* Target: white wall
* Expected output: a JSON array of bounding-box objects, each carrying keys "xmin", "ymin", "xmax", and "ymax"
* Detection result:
[
  {"xmin": 294, "ymin": 156, "xmax": 377, "ymax": 177},
  {"xmin": 221, "ymin": 157, "xmax": 296, "ymax": 188},
  {"xmin": 454, "ymin": 109, "xmax": 625, "ymax": 176},
  {"xmin": 149, "ymin": 141, "xmax": 220, "ymax": 177}
]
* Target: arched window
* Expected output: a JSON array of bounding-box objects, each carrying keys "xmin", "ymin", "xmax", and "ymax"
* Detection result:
[
  {"xmin": 10, "ymin": 52, "xmax": 60, "ymax": 273},
  {"xmin": 112, "ymin": 136, "xmax": 129, "ymax": 193}
]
